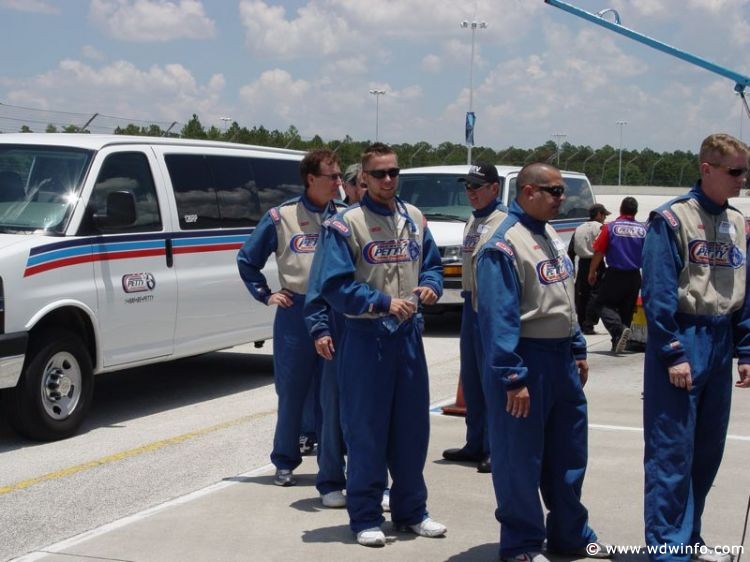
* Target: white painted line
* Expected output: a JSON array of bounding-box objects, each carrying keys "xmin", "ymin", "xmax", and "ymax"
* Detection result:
[
  {"xmin": 590, "ymin": 423, "xmax": 750, "ymax": 442},
  {"xmin": 9, "ymin": 462, "xmax": 276, "ymax": 562}
]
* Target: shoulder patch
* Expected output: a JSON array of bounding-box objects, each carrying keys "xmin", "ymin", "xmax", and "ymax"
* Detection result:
[
  {"xmin": 269, "ymin": 207, "xmax": 281, "ymax": 223},
  {"xmin": 494, "ymin": 241, "xmax": 514, "ymax": 257},
  {"xmin": 322, "ymin": 216, "xmax": 351, "ymax": 237}
]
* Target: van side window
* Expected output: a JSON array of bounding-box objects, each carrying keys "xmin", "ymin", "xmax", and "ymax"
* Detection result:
[
  {"xmin": 246, "ymin": 157, "xmax": 304, "ymax": 216},
  {"xmin": 166, "ymin": 154, "xmax": 304, "ymax": 229},
  {"xmin": 165, "ymin": 154, "xmax": 221, "ymax": 230},
  {"xmin": 206, "ymin": 155, "xmax": 259, "ymax": 227},
  {"xmin": 89, "ymin": 152, "xmax": 162, "ymax": 233}
]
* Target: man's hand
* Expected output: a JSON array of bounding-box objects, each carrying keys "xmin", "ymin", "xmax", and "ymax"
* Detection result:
[
  {"xmin": 413, "ymin": 286, "xmax": 438, "ymax": 305},
  {"xmin": 267, "ymin": 290, "xmax": 293, "ymax": 308},
  {"xmin": 506, "ymin": 386, "xmax": 530, "ymax": 418},
  {"xmin": 668, "ymin": 362, "xmax": 692, "ymax": 391},
  {"xmin": 576, "ymin": 359, "xmax": 589, "ymax": 387},
  {"xmin": 736, "ymin": 364, "xmax": 750, "ymax": 388},
  {"xmin": 389, "ymin": 297, "xmax": 418, "ymax": 322},
  {"xmin": 314, "ymin": 336, "xmax": 335, "ymax": 361},
  {"xmin": 587, "ymin": 271, "xmax": 597, "ymax": 286}
]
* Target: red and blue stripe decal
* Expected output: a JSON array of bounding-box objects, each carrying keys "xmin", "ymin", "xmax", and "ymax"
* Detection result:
[{"xmin": 24, "ymin": 229, "xmax": 254, "ymax": 277}]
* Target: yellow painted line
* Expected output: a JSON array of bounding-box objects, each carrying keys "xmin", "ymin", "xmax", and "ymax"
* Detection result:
[{"xmin": 0, "ymin": 409, "xmax": 276, "ymax": 496}]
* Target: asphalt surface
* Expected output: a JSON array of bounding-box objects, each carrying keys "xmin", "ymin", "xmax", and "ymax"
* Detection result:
[{"xmin": 5, "ymin": 324, "xmax": 750, "ymax": 562}]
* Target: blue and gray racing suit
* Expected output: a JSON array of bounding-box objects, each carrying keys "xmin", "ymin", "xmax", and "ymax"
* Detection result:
[
  {"xmin": 237, "ymin": 193, "xmax": 341, "ymax": 473},
  {"xmin": 475, "ymin": 200, "xmax": 598, "ymax": 559},
  {"xmin": 459, "ymin": 199, "xmax": 506, "ymax": 458},
  {"xmin": 312, "ymin": 193, "xmax": 443, "ymax": 534},
  {"xmin": 642, "ymin": 182, "xmax": 750, "ymax": 562}
]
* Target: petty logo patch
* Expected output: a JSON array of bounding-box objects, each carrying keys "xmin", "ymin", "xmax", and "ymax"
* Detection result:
[
  {"xmin": 463, "ymin": 233, "xmax": 481, "ymax": 254},
  {"xmin": 688, "ymin": 240, "xmax": 744, "ymax": 268},
  {"xmin": 363, "ymin": 239, "xmax": 421, "ymax": 264},
  {"xmin": 289, "ymin": 233, "xmax": 319, "ymax": 253},
  {"xmin": 612, "ymin": 223, "xmax": 646, "ymax": 238},
  {"xmin": 536, "ymin": 256, "xmax": 570, "ymax": 285}
]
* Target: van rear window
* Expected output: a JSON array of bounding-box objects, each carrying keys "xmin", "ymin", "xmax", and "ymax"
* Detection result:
[{"xmin": 165, "ymin": 154, "xmax": 304, "ymax": 230}]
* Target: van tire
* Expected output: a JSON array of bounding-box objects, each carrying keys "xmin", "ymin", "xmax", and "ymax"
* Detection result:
[{"xmin": 3, "ymin": 331, "xmax": 93, "ymax": 441}]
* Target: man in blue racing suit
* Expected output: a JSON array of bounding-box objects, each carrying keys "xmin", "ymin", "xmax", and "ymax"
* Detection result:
[
  {"xmin": 642, "ymin": 133, "xmax": 750, "ymax": 562},
  {"xmin": 310, "ymin": 143, "xmax": 446, "ymax": 548},
  {"xmin": 237, "ymin": 149, "xmax": 344, "ymax": 496},
  {"xmin": 475, "ymin": 162, "xmax": 610, "ymax": 562}
]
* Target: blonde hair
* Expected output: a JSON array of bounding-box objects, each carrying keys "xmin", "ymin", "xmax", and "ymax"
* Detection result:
[{"xmin": 699, "ymin": 133, "xmax": 749, "ymax": 164}]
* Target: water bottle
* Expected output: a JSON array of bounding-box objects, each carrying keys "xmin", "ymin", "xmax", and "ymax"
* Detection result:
[{"xmin": 381, "ymin": 293, "xmax": 419, "ymax": 334}]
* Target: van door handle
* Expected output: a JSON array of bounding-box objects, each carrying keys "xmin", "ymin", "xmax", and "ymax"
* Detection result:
[{"xmin": 165, "ymin": 238, "xmax": 173, "ymax": 268}]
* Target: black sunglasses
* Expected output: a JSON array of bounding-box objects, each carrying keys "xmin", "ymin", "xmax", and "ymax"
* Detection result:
[
  {"xmin": 315, "ymin": 172, "xmax": 343, "ymax": 181},
  {"xmin": 707, "ymin": 162, "xmax": 748, "ymax": 177},
  {"xmin": 464, "ymin": 182, "xmax": 489, "ymax": 192},
  {"xmin": 534, "ymin": 184, "xmax": 566, "ymax": 197},
  {"xmin": 365, "ymin": 167, "xmax": 400, "ymax": 179}
]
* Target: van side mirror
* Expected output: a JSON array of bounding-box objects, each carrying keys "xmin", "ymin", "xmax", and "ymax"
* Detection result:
[{"xmin": 93, "ymin": 191, "xmax": 136, "ymax": 229}]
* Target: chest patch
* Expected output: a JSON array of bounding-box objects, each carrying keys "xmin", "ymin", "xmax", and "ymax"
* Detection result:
[
  {"xmin": 363, "ymin": 239, "xmax": 421, "ymax": 264},
  {"xmin": 463, "ymin": 233, "xmax": 481, "ymax": 253},
  {"xmin": 289, "ymin": 233, "xmax": 319, "ymax": 253},
  {"xmin": 536, "ymin": 256, "xmax": 571, "ymax": 285},
  {"xmin": 688, "ymin": 240, "xmax": 744, "ymax": 269}
]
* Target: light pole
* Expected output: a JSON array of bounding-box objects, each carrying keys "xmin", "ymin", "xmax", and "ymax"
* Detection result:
[
  {"xmin": 368, "ymin": 89, "xmax": 386, "ymax": 141},
  {"xmin": 551, "ymin": 132, "xmax": 567, "ymax": 166},
  {"xmin": 616, "ymin": 120, "xmax": 627, "ymax": 186},
  {"xmin": 460, "ymin": 19, "xmax": 487, "ymax": 164},
  {"xmin": 219, "ymin": 116, "xmax": 232, "ymax": 134}
]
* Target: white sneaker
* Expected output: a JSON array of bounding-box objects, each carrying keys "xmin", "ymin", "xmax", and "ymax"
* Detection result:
[
  {"xmin": 501, "ymin": 553, "xmax": 551, "ymax": 562},
  {"xmin": 615, "ymin": 327, "xmax": 631, "ymax": 353},
  {"xmin": 381, "ymin": 489, "xmax": 390, "ymax": 512},
  {"xmin": 691, "ymin": 547, "xmax": 733, "ymax": 562},
  {"xmin": 356, "ymin": 527, "xmax": 386, "ymax": 547},
  {"xmin": 405, "ymin": 517, "xmax": 447, "ymax": 537},
  {"xmin": 320, "ymin": 490, "xmax": 346, "ymax": 508}
]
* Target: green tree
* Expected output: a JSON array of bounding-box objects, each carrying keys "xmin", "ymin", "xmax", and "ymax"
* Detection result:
[{"xmin": 181, "ymin": 114, "xmax": 207, "ymax": 139}]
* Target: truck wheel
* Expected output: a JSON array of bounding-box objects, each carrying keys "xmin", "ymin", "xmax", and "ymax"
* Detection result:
[{"xmin": 3, "ymin": 331, "xmax": 93, "ymax": 441}]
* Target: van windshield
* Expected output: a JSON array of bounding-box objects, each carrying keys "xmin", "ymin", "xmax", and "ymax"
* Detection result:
[
  {"xmin": 0, "ymin": 145, "xmax": 92, "ymax": 234},
  {"xmin": 398, "ymin": 173, "xmax": 504, "ymax": 221}
]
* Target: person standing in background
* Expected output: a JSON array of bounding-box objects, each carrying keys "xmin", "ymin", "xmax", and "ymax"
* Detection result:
[{"xmin": 442, "ymin": 162, "xmax": 506, "ymax": 474}]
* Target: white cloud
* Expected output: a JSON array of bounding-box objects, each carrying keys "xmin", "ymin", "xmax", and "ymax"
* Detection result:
[
  {"xmin": 81, "ymin": 45, "xmax": 106, "ymax": 61},
  {"xmin": 4, "ymin": 59, "xmax": 225, "ymax": 123},
  {"xmin": 422, "ymin": 54, "xmax": 441, "ymax": 73},
  {"xmin": 239, "ymin": 0, "xmax": 354, "ymax": 58},
  {"xmin": 88, "ymin": 0, "xmax": 215, "ymax": 42},
  {"xmin": 0, "ymin": 0, "xmax": 58, "ymax": 14}
]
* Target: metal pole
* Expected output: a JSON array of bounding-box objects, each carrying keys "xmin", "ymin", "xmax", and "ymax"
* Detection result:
[
  {"xmin": 369, "ymin": 89, "xmax": 386, "ymax": 142},
  {"xmin": 461, "ymin": 20, "xmax": 487, "ymax": 164},
  {"xmin": 616, "ymin": 120, "xmax": 627, "ymax": 186},
  {"xmin": 552, "ymin": 132, "xmax": 567, "ymax": 167}
]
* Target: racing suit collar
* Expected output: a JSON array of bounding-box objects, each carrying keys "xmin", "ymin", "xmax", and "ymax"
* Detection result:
[
  {"xmin": 509, "ymin": 200, "xmax": 547, "ymax": 235},
  {"xmin": 300, "ymin": 191, "xmax": 326, "ymax": 213},
  {"xmin": 473, "ymin": 199, "xmax": 502, "ymax": 218},
  {"xmin": 691, "ymin": 181, "xmax": 728, "ymax": 215},
  {"xmin": 361, "ymin": 192, "xmax": 397, "ymax": 216}
]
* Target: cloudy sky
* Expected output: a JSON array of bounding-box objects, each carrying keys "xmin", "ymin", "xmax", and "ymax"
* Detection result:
[{"xmin": 0, "ymin": 0, "xmax": 748, "ymax": 153}]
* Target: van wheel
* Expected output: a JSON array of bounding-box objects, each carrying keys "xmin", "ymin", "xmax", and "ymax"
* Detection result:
[{"xmin": 3, "ymin": 331, "xmax": 93, "ymax": 441}]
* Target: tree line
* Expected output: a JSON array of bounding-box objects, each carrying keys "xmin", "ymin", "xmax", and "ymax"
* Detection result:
[{"xmin": 18, "ymin": 114, "xmax": 700, "ymax": 187}]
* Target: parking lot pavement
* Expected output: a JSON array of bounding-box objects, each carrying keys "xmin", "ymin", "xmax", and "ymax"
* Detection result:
[{"xmin": 13, "ymin": 335, "xmax": 750, "ymax": 562}]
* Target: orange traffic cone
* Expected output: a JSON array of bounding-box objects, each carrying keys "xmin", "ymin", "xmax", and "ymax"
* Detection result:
[{"xmin": 442, "ymin": 376, "xmax": 466, "ymax": 416}]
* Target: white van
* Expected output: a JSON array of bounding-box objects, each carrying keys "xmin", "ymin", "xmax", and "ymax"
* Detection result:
[
  {"xmin": 398, "ymin": 165, "xmax": 596, "ymax": 307},
  {"xmin": 0, "ymin": 134, "xmax": 305, "ymax": 440}
]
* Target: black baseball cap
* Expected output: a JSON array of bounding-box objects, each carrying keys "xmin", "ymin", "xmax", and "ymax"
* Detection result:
[
  {"xmin": 588, "ymin": 203, "xmax": 611, "ymax": 219},
  {"xmin": 457, "ymin": 162, "xmax": 500, "ymax": 186}
]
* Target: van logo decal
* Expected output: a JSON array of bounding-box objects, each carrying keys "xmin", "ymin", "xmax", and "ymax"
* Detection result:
[{"xmin": 122, "ymin": 273, "xmax": 156, "ymax": 293}]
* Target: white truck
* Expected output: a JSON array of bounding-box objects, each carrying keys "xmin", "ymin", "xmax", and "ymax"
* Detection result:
[{"xmin": 398, "ymin": 165, "xmax": 596, "ymax": 308}]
